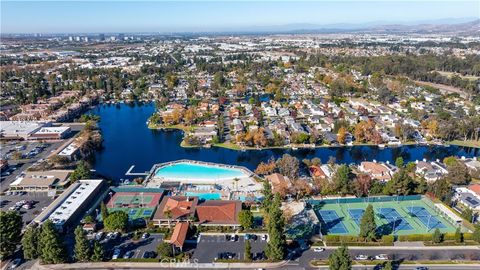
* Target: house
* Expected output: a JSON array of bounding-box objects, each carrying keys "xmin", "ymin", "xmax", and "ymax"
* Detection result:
[
  {"xmin": 189, "ymin": 126, "xmax": 217, "ymax": 143},
  {"xmin": 196, "ymin": 200, "xmax": 242, "ymax": 227},
  {"xmin": 309, "ymin": 165, "xmax": 334, "ymax": 180},
  {"xmin": 358, "ymin": 161, "xmax": 395, "ymax": 181},
  {"xmin": 415, "ymin": 160, "xmax": 447, "ymax": 182},
  {"xmin": 170, "ymin": 222, "xmax": 189, "ymax": 251},
  {"xmin": 153, "ymin": 196, "xmax": 199, "ymax": 226},
  {"xmin": 265, "ymin": 173, "xmax": 291, "ymax": 194},
  {"xmin": 454, "ymin": 185, "xmax": 480, "ymax": 212}
]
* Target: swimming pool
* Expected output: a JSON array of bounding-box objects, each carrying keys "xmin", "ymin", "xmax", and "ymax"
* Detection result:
[
  {"xmin": 184, "ymin": 192, "xmax": 221, "ymax": 200},
  {"xmin": 154, "ymin": 162, "xmax": 248, "ymax": 181}
]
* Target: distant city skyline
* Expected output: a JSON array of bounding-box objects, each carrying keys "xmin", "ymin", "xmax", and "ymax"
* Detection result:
[{"xmin": 1, "ymin": 1, "xmax": 479, "ymax": 33}]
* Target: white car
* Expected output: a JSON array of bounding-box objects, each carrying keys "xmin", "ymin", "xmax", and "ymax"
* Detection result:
[
  {"xmin": 313, "ymin": 247, "xmax": 325, "ymax": 252},
  {"xmin": 375, "ymin": 254, "xmax": 389, "ymax": 260},
  {"xmin": 112, "ymin": 248, "xmax": 121, "ymax": 259},
  {"xmin": 355, "ymin": 254, "xmax": 370, "ymax": 260},
  {"xmin": 261, "ymin": 234, "xmax": 268, "ymax": 241}
]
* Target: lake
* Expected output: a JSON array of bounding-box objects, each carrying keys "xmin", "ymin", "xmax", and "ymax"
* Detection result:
[{"xmin": 90, "ymin": 102, "xmax": 479, "ymax": 181}]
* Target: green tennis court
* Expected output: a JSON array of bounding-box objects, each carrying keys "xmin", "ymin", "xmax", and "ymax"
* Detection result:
[
  {"xmin": 310, "ymin": 196, "xmax": 459, "ymax": 236},
  {"xmin": 108, "ymin": 207, "xmax": 156, "ymax": 220},
  {"xmin": 111, "ymin": 194, "xmax": 155, "ymax": 207}
]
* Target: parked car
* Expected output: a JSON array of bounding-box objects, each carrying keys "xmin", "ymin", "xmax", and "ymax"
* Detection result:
[
  {"xmin": 9, "ymin": 258, "xmax": 22, "ymax": 269},
  {"xmin": 413, "ymin": 267, "xmax": 428, "ymax": 270},
  {"xmin": 95, "ymin": 232, "xmax": 104, "ymax": 241},
  {"xmin": 261, "ymin": 234, "xmax": 268, "ymax": 241},
  {"xmin": 123, "ymin": 251, "xmax": 134, "ymax": 259},
  {"xmin": 229, "ymin": 234, "xmax": 237, "ymax": 241},
  {"xmin": 313, "ymin": 247, "xmax": 325, "ymax": 252},
  {"xmin": 355, "ymin": 254, "xmax": 370, "ymax": 260},
  {"xmin": 142, "ymin": 251, "xmax": 156, "ymax": 258},
  {"xmin": 141, "ymin": 232, "xmax": 150, "ymax": 239},
  {"xmin": 112, "ymin": 248, "xmax": 122, "ymax": 260},
  {"xmin": 374, "ymin": 254, "xmax": 389, "ymax": 260}
]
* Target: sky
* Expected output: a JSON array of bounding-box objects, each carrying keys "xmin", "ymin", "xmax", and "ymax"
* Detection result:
[{"xmin": 1, "ymin": 1, "xmax": 479, "ymax": 33}]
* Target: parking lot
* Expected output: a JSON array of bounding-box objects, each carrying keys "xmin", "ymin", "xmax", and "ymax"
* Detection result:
[
  {"xmin": 192, "ymin": 234, "xmax": 267, "ymax": 263},
  {"xmin": 0, "ymin": 193, "xmax": 54, "ymax": 226},
  {"xmin": 89, "ymin": 232, "xmax": 164, "ymax": 260}
]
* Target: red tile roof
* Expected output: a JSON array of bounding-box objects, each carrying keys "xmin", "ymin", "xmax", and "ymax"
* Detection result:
[
  {"xmin": 170, "ymin": 222, "xmax": 189, "ymax": 248},
  {"xmin": 196, "ymin": 200, "xmax": 241, "ymax": 225},
  {"xmin": 468, "ymin": 184, "xmax": 480, "ymax": 196},
  {"xmin": 154, "ymin": 196, "xmax": 198, "ymax": 220}
]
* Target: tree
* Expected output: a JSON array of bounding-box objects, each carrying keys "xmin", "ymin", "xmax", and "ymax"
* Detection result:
[
  {"xmin": 383, "ymin": 169, "xmax": 416, "ymax": 196},
  {"xmin": 354, "ymin": 174, "xmax": 372, "ymax": 197},
  {"xmin": 157, "ymin": 242, "xmax": 173, "ymax": 258},
  {"xmin": 0, "ymin": 211, "xmax": 22, "ymax": 259},
  {"xmin": 444, "ymin": 162, "xmax": 471, "ymax": 185},
  {"xmin": 384, "ymin": 261, "xmax": 394, "ymax": 270},
  {"xmin": 276, "ymin": 154, "xmax": 300, "ymax": 180},
  {"xmin": 432, "ymin": 228, "xmax": 442, "ymax": 244},
  {"xmin": 328, "ymin": 245, "xmax": 352, "ymax": 270},
  {"xmin": 262, "ymin": 181, "xmax": 273, "ymax": 212},
  {"xmin": 245, "ymin": 240, "xmax": 252, "ymax": 261},
  {"xmin": 359, "ymin": 205, "xmax": 377, "ymax": 241},
  {"xmin": 39, "ymin": 220, "xmax": 65, "ymax": 264},
  {"xmin": 74, "ymin": 226, "xmax": 91, "ymax": 262},
  {"xmin": 103, "ymin": 211, "xmax": 129, "ymax": 231},
  {"xmin": 255, "ymin": 160, "xmax": 276, "ymax": 175},
  {"xmin": 473, "ymin": 226, "xmax": 480, "ymax": 243},
  {"xmin": 395, "ymin": 157, "xmax": 404, "ymax": 168},
  {"xmin": 461, "ymin": 208, "xmax": 473, "ymax": 222},
  {"xmin": 428, "ymin": 177, "xmax": 452, "ymax": 203},
  {"xmin": 22, "ymin": 225, "xmax": 40, "ymax": 260},
  {"xmin": 239, "ymin": 209, "xmax": 254, "ymax": 230},
  {"xmin": 70, "ymin": 161, "xmax": 92, "ymax": 182},
  {"xmin": 454, "ymin": 227, "xmax": 463, "ymax": 243},
  {"xmin": 265, "ymin": 194, "xmax": 286, "ymax": 261},
  {"xmin": 337, "ymin": 127, "xmax": 347, "ymax": 144},
  {"xmin": 333, "ymin": 165, "xmax": 351, "ymax": 195},
  {"xmin": 100, "ymin": 202, "xmax": 108, "ymax": 221},
  {"xmin": 91, "ymin": 240, "xmax": 104, "ymax": 262}
]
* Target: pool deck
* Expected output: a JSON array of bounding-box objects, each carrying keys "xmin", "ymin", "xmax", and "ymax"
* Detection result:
[{"xmin": 144, "ymin": 159, "xmax": 263, "ymax": 193}]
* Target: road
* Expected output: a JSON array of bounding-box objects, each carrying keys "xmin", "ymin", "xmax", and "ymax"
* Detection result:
[{"xmin": 297, "ymin": 247, "xmax": 480, "ymax": 270}]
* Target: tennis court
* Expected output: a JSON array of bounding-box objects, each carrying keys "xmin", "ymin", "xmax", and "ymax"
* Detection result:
[
  {"xmin": 407, "ymin": 206, "xmax": 446, "ymax": 230},
  {"xmin": 310, "ymin": 195, "xmax": 460, "ymax": 236},
  {"xmin": 109, "ymin": 207, "xmax": 156, "ymax": 220},
  {"xmin": 377, "ymin": 207, "xmax": 413, "ymax": 232},
  {"xmin": 348, "ymin": 209, "xmax": 365, "ymax": 225},
  {"xmin": 318, "ymin": 210, "xmax": 348, "ymax": 234}
]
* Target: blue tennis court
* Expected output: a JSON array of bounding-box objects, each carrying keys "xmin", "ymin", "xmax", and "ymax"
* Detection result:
[
  {"xmin": 407, "ymin": 206, "xmax": 446, "ymax": 230},
  {"xmin": 128, "ymin": 209, "xmax": 138, "ymax": 215},
  {"xmin": 142, "ymin": 209, "xmax": 153, "ymax": 216},
  {"xmin": 318, "ymin": 210, "xmax": 348, "ymax": 234},
  {"xmin": 348, "ymin": 209, "xmax": 365, "ymax": 225},
  {"xmin": 377, "ymin": 208, "xmax": 413, "ymax": 231}
]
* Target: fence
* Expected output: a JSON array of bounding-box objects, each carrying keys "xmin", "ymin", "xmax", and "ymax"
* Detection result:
[{"xmin": 308, "ymin": 195, "xmax": 422, "ymax": 205}]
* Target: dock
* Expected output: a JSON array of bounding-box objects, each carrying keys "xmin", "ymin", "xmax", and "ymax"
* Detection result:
[{"xmin": 125, "ymin": 165, "xmax": 149, "ymax": 176}]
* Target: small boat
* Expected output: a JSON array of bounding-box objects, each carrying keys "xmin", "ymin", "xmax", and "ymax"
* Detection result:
[
  {"xmin": 292, "ymin": 146, "xmax": 298, "ymax": 150},
  {"xmin": 378, "ymin": 144, "xmax": 385, "ymax": 149}
]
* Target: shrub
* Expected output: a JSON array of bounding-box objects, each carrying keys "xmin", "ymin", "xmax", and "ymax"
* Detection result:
[{"xmin": 381, "ymin": 235, "xmax": 394, "ymax": 244}]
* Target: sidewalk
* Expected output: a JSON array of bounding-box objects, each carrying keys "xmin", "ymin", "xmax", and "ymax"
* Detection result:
[
  {"xmin": 33, "ymin": 260, "xmax": 288, "ymax": 269},
  {"xmin": 320, "ymin": 245, "xmax": 480, "ymax": 250}
]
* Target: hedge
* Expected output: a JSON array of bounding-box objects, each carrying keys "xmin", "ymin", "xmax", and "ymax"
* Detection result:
[
  {"xmin": 324, "ymin": 235, "xmax": 394, "ymax": 246},
  {"xmin": 398, "ymin": 234, "xmax": 431, "ymax": 242}
]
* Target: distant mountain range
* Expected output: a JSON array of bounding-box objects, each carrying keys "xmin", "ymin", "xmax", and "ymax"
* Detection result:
[{"xmin": 239, "ymin": 18, "xmax": 480, "ymax": 35}]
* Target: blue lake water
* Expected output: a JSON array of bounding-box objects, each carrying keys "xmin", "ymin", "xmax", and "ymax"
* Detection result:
[{"xmin": 90, "ymin": 102, "xmax": 479, "ymax": 181}]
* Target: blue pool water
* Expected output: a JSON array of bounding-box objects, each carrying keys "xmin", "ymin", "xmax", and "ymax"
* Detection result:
[
  {"xmin": 155, "ymin": 162, "xmax": 247, "ymax": 180},
  {"xmin": 184, "ymin": 192, "xmax": 221, "ymax": 200}
]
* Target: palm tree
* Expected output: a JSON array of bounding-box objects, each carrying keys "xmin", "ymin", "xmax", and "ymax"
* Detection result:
[
  {"xmin": 233, "ymin": 178, "xmax": 240, "ymax": 192},
  {"xmin": 165, "ymin": 210, "xmax": 172, "ymax": 228}
]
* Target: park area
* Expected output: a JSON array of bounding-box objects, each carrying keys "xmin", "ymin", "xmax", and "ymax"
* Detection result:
[
  {"xmin": 105, "ymin": 187, "xmax": 164, "ymax": 221},
  {"xmin": 309, "ymin": 195, "xmax": 460, "ymax": 236}
]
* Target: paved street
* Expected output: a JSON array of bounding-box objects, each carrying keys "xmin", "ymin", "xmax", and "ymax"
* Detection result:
[
  {"xmin": 192, "ymin": 234, "xmax": 267, "ymax": 263},
  {"xmin": 297, "ymin": 247, "xmax": 480, "ymax": 269}
]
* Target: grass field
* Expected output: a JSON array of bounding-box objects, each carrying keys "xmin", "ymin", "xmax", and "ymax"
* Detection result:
[{"xmin": 313, "ymin": 197, "xmax": 458, "ymax": 236}]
